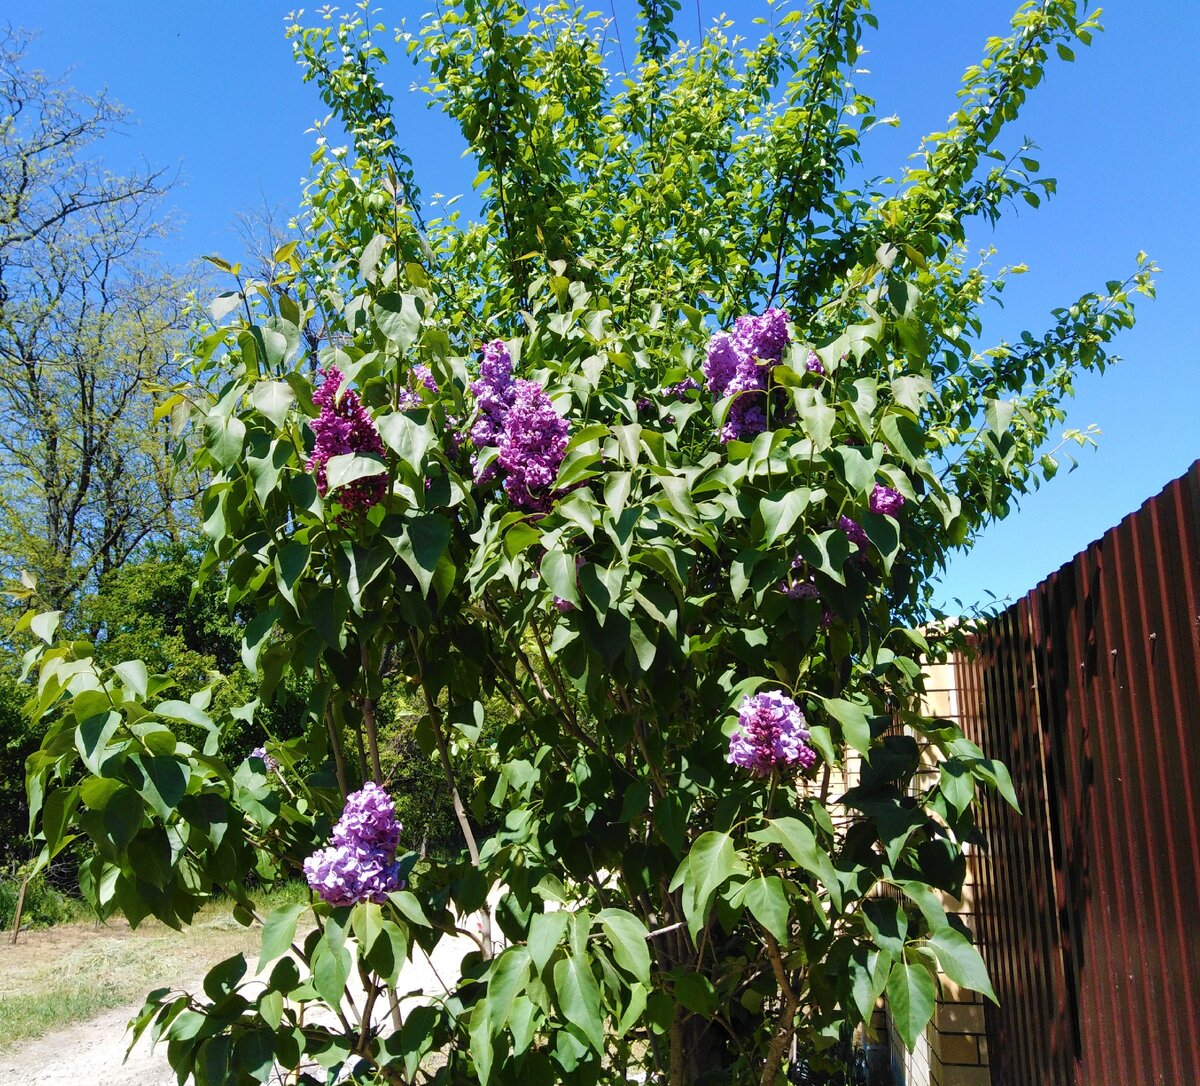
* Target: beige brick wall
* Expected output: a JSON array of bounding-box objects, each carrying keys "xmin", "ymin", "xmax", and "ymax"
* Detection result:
[{"xmin": 886, "ymin": 658, "xmax": 991, "ymax": 1086}]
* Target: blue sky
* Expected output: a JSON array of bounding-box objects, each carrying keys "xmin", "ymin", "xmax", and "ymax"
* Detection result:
[{"xmin": 9, "ymin": 2, "xmax": 1197, "ymax": 611}]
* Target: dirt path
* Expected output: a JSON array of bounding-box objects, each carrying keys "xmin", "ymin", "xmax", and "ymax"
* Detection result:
[
  {"xmin": 0, "ymin": 998, "xmax": 180, "ymax": 1086},
  {"xmin": 0, "ymin": 919, "xmax": 483, "ymax": 1086}
]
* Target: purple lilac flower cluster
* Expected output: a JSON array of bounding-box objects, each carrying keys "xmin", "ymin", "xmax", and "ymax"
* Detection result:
[
  {"xmin": 664, "ymin": 376, "xmax": 700, "ymax": 398},
  {"xmin": 702, "ymin": 308, "xmax": 791, "ymax": 443},
  {"xmin": 308, "ymin": 367, "xmax": 387, "ymax": 511},
  {"xmin": 304, "ymin": 782, "xmax": 402, "ymax": 907},
  {"xmin": 805, "ymin": 351, "xmax": 825, "ymax": 376},
  {"xmin": 727, "ymin": 691, "xmax": 818, "ymax": 776},
  {"xmin": 839, "ymin": 515, "xmax": 869, "ymax": 548},
  {"xmin": 469, "ymin": 340, "xmax": 569, "ymax": 510},
  {"xmin": 250, "ymin": 746, "xmax": 279, "ymax": 773},
  {"xmin": 869, "ymin": 484, "xmax": 906, "ymax": 517},
  {"xmin": 396, "ymin": 364, "xmax": 439, "ymax": 411}
]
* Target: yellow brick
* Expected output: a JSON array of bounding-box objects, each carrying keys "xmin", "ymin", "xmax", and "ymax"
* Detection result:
[
  {"xmin": 936, "ymin": 1002, "xmax": 986, "ymax": 1032},
  {"xmin": 938, "ymin": 1033, "xmax": 979, "ymax": 1065},
  {"xmin": 939, "ymin": 1066, "xmax": 992, "ymax": 1086}
]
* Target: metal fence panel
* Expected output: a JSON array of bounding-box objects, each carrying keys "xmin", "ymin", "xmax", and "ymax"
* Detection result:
[{"xmin": 956, "ymin": 463, "xmax": 1200, "ymax": 1086}]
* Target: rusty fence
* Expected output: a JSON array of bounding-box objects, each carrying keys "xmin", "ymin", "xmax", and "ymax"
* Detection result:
[{"xmin": 954, "ymin": 462, "xmax": 1200, "ymax": 1086}]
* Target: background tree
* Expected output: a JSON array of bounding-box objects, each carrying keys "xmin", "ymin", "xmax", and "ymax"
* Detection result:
[{"xmin": 0, "ymin": 27, "xmax": 193, "ymax": 613}]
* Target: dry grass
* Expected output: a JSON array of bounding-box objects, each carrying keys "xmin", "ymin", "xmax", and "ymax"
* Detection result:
[{"xmin": 0, "ymin": 884, "xmax": 306, "ymax": 1050}]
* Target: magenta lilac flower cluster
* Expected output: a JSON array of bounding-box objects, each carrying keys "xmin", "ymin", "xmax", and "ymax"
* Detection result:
[
  {"xmin": 702, "ymin": 308, "xmax": 791, "ymax": 443},
  {"xmin": 869, "ymin": 484, "xmax": 905, "ymax": 517},
  {"xmin": 727, "ymin": 691, "xmax": 818, "ymax": 776},
  {"xmin": 839, "ymin": 515, "xmax": 869, "ymax": 548},
  {"xmin": 250, "ymin": 746, "xmax": 279, "ymax": 773},
  {"xmin": 308, "ymin": 367, "xmax": 387, "ymax": 511},
  {"xmin": 303, "ymin": 782, "xmax": 402, "ymax": 907},
  {"xmin": 469, "ymin": 340, "xmax": 569, "ymax": 510}
]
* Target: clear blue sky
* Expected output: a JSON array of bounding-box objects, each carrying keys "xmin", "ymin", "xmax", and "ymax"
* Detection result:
[{"xmin": 9, "ymin": 2, "xmax": 1198, "ymax": 612}]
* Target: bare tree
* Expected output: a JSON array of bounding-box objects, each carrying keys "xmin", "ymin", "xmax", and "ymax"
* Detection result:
[{"xmin": 0, "ymin": 27, "xmax": 192, "ymax": 611}]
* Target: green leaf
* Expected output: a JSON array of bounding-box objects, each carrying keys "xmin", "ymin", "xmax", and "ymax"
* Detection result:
[
  {"xmin": 597, "ymin": 908, "xmax": 651, "ymax": 983},
  {"xmin": 528, "ymin": 909, "xmax": 569, "ymax": 974},
  {"xmin": 863, "ymin": 897, "xmax": 908, "ymax": 957},
  {"xmin": 311, "ymin": 937, "xmax": 352, "ymax": 1007},
  {"xmin": 674, "ymin": 971, "xmax": 717, "ymax": 1016},
  {"xmin": 76, "ymin": 711, "xmax": 121, "ymax": 775},
  {"xmin": 114, "ymin": 659, "xmax": 148, "ymax": 700},
  {"xmin": 676, "ymin": 830, "xmax": 743, "ymax": 939},
  {"xmin": 378, "ymin": 411, "xmax": 433, "ymax": 469},
  {"xmin": 251, "ymin": 381, "xmax": 295, "ymax": 428},
  {"xmin": 985, "ymin": 398, "xmax": 1016, "ymax": 437},
  {"xmin": 741, "ymin": 875, "xmax": 789, "ymax": 942},
  {"xmin": 553, "ymin": 952, "xmax": 604, "ymax": 1052},
  {"xmin": 487, "ymin": 946, "xmax": 532, "ymax": 1033},
  {"xmin": 258, "ymin": 903, "xmax": 308, "ymax": 971},
  {"xmin": 880, "ymin": 413, "xmax": 926, "ymax": 466},
  {"xmin": 885, "ymin": 956, "xmax": 936, "ymax": 1051},
  {"xmin": 324, "ymin": 452, "xmax": 387, "ymax": 492},
  {"xmin": 30, "ymin": 610, "xmax": 61, "ymax": 645},
  {"xmin": 204, "ymin": 413, "xmax": 246, "ymax": 469},
  {"xmin": 822, "ymin": 697, "xmax": 872, "ymax": 756},
  {"xmin": 131, "ymin": 755, "xmax": 187, "ymax": 821},
  {"xmin": 374, "ymin": 292, "xmax": 422, "ymax": 349},
  {"xmin": 928, "ymin": 927, "xmax": 996, "ymax": 1002},
  {"xmin": 541, "ymin": 549, "xmax": 579, "ymax": 607},
  {"xmin": 351, "ymin": 901, "xmax": 384, "ymax": 956},
  {"xmin": 755, "ymin": 817, "xmax": 842, "ymax": 909},
  {"xmin": 759, "ymin": 488, "xmax": 811, "ymax": 547},
  {"xmin": 397, "ymin": 514, "xmax": 451, "ymax": 594}
]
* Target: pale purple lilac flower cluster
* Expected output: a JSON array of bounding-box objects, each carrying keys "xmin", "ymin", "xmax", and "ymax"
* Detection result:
[
  {"xmin": 727, "ymin": 691, "xmax": 817, "ymax": 776},
  {"xmin": 702, "ymin": 308, "xmax": 791, "ymax": 443},
  {"xmin": 308, "ymin": 367, "xmax": 387, "ymax": 511},
  {"xmin": 250, "ymin": 746, "xmax": 279, "ymax": 773},
  {"xmin": 469, "ymin": 340, "xmax": 569, "ymax": 510},
  {"xmin": 304, "ymin": 782, "xmax": 402, "ymax": 907},
  {"xmin": 805, "ymin": 351, "xmax": 825, "ymax": 376},
  {"xmin": 396, "ymin": 364, "xmax": 439, "ymax": 411}
]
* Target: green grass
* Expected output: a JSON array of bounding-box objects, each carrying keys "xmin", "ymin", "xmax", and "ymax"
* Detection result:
[{"xmin": 0, "ymin": 881, "xmax": 311, "ymax": 1050}]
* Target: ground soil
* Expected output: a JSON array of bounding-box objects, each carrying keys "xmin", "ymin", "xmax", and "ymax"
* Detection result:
[{"xmin": 0, "ymin": 913, "xmax": 482, "ymax": 1085}]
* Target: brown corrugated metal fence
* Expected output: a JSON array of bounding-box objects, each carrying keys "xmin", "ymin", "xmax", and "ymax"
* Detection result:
[{"xmin": 955, "ymin": 462, "xmax": 1200, "ymax": 1086}]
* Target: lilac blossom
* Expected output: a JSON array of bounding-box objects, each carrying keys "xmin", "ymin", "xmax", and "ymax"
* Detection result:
[
  {"xmin": 782, "ymin": 579, "xmax": 819, "ymax": 601},
  {"xmin": 250, "ymin": 746, "xmax": 279, "ymax": 773},
  {"xmin": 839, "ymin": 515, "xmax": 869, "ymax": 548},
  {"xmin": 303, "ymin": 842, "xmax": 401, "ymax": 907},
  {"xmin": 727, "ymin": 691, "xmax": 817, "ymax": 776},
  {"xmin": 806, "ymin": 351, "xmax": 825, "ymax": 375},
  {"xmin": 308, "ymin": 367, "xmax": 387, "ymax": 511},
  {"xmin": 469, "ymin": 340, "xmax": 516, "ymax": 453},
  {"xmin": 497, "ymin": 379, "xmax": 569, "ymax": 510},
  {"xmin": 396, "ymin": 364, "xmax": 440, "ymax": 411},
  {"xmin": 869, "ymin": 484, "xmax": 906, "ymax": 517},
  {"xmin": 664, "ymin": 377, "xmax": 700, "ymax": 398},
  {"xmin": 702, "ymin": 308, "xmax": 792, "ymax": 443},
  {"xmin": 553, "ymin": 596, "xmax": 576, "ymax": 613},
  {"xmin": 304, "ymin": 783, "xmax": 403, "ymax": 907}
]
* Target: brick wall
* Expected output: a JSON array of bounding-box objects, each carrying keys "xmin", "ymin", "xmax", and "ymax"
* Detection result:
[{"xmin": 885, "ymin": 659, "xmax": 991, "ymax": 1086}]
